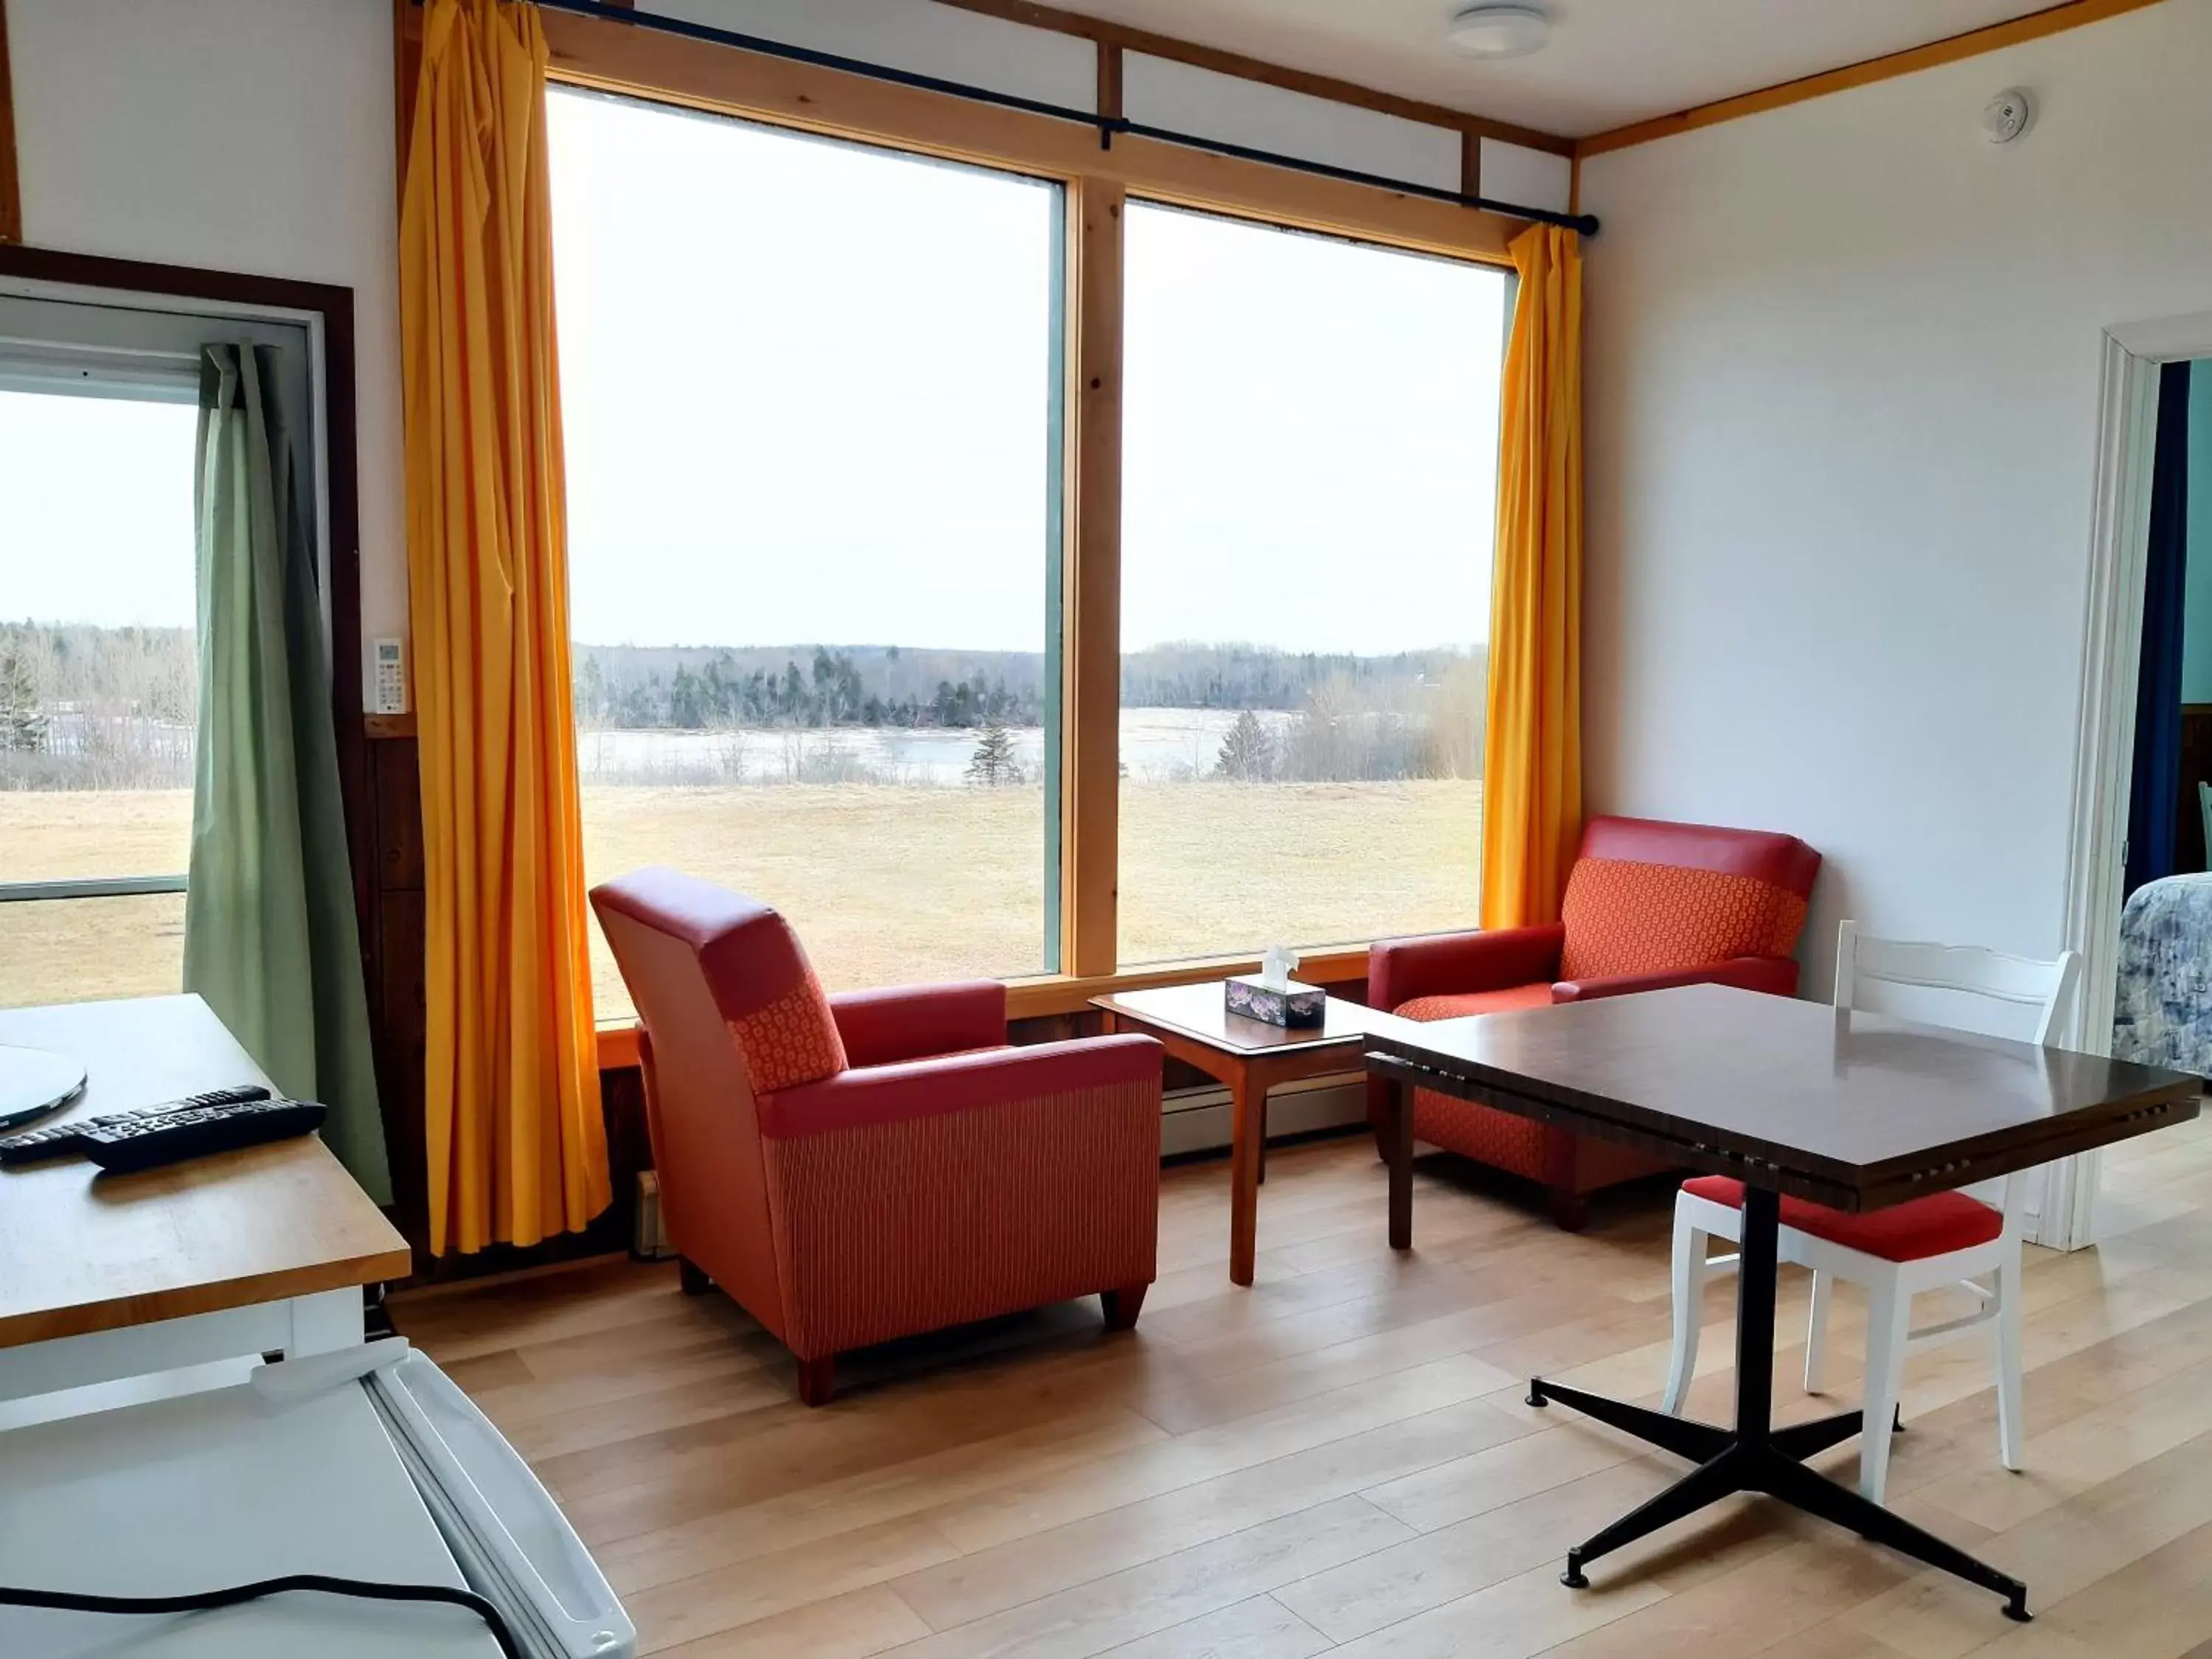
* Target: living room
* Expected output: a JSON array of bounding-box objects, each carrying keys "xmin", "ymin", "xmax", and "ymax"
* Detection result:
[{"xmin": 4, "ymin": 1, "xmax": 2212, "ymax": 1655}]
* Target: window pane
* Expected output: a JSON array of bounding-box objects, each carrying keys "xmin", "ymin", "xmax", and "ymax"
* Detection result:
[
  {"xmin": 549, "ymin": 90, "xmax": 1065, "ymax": 1018},
  {"xmin": 0, "ymin": 893, "xmax": 187, "ymax": 1008},
  {"xmin": 0, "ymin": 388, "xmax": 197, "ymax": 1006},
  {"xmin": 1118, "ymin": 205, "xmax": 1507, "ymax": 965}
]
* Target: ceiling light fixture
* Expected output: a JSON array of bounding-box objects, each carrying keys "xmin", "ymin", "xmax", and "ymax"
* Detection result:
[{"xmin": 1446, "ymin": 2, "xmax": 1551, "ymax": 59}]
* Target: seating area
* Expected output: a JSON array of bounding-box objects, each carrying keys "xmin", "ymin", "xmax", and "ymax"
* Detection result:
[{"xmin": 7, "ymin": 1, "xmax": 2212, "ymax": 1657}]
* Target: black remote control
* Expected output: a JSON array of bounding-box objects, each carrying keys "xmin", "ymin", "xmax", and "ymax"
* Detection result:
[
  {"xmin": 79, "ymin": 1096, "xmax": 326, "ymax": 1175},
  {"xmin": 0, "ymin": 1085, "xmax": 274, "ymax": 1166}
]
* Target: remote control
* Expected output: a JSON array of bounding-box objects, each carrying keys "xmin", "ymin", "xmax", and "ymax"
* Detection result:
[
  {"xmin": 80, "ymin": 1096, "xmax": 326, "ymax": 1175},
  {"xmin": 0, "ymin": 1085, "xmax": 274, "ymax": 1166}
]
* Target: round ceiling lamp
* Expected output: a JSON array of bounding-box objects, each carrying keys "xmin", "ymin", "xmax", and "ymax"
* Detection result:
[{"xmin": 1445, "ymin": 3, "xmax": 1552, "ymax": 59}]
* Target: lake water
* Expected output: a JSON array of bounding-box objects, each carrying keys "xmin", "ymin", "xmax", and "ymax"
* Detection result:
[{"xmin": 576, "ymin": 707, "xmax": 1290, "ymax": 786}]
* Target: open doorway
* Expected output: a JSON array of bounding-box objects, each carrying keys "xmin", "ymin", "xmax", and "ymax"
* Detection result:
[
  {"xmin": 2060, "ymin": 316, "xmax": 2212, "ymax": 1250},
  {"xmin": 2112, "ymin": 359, "xmax": 2212, "ymax": 1082}
]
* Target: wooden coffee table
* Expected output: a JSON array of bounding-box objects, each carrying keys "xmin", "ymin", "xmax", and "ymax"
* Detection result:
[{"xmin": 1093, "ymin": 982, "xmax": 1413, "ymax": 1286}]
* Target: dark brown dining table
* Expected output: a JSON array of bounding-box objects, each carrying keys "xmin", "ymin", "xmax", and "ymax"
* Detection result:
[{"xmin": 1363, "ymin": 983, "xmax": 2205, "ymax": 1623}]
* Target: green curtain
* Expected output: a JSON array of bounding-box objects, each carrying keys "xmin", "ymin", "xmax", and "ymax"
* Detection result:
[{"xmin": 183, "ymin": 344, "xmax": 392, "ymax": 1203}]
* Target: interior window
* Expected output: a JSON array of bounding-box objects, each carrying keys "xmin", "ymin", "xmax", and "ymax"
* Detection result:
[
  {"xmin": 548, "ymin": 88, "xmax": 1066, "ymax": 1017},
  {"xmin": 1116, "ymin": 203, "xmax": 1508, "ymax": 965}
]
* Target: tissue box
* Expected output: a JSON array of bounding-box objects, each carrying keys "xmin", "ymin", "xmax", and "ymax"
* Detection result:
[{"xmin": 1225, "ymin": 975, "xmax": 1326, "ymax": 1029}]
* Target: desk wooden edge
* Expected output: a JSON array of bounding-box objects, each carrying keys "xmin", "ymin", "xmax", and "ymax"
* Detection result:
[
  {"xmin": 1364, "ymin": 1044, "xmax": 2205, "ymax": 1214},
  {"xmin": 0, "ymin": 1241, "xmax": 414, "ymax": 1349}
]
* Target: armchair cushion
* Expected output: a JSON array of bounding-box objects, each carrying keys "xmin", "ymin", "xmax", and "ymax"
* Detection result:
[
  {"xmin": 1554, "ymin": 955, "xmax": 1801, "ymax": 1002},
  {"xmin": 830, "ymin": 981, "xmax": 1006, "ymax": 1068},
  {"xmin": 1396, "ymin": 983, "xmax": 1556, "ymax": 1022},
  {"xmin": 1557, "ymin": 859, "xmax": 1809, "ymax": 981},
  {"xmin": 757, "ymin": 1034, "xmax": 1162, "ymax": 1138}
]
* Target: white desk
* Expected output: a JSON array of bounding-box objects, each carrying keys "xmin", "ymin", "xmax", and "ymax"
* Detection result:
[{"xmin": 0, "ymin": 996, "xmax": 411, "ymax": 1405}]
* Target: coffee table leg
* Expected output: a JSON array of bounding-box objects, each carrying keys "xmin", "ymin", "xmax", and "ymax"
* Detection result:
[
  {"xmin": 1386, "ymin": 1077, "xmax": 1413, "ymax": 1251},
  {"xmin": 1229, "ymin": 1072, "xmax": 1261, "ymax": 1287}
]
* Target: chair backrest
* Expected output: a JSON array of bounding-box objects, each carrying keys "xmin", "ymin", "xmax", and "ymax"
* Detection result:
[
  {"xmin": 588, "ymin": 869, "xmax": 849, "ymax": 1338},
  {"xmin": 1834, "ymin": 920, "xmax": 2079, "ymax": 1047},
  {"xmin": 1558, "ymin": 815, "xmax": 1822, "ymax": 981},
  {"xmin": 1834, "ymin": 921, "xmax": 2081, "ymax": 1229}
]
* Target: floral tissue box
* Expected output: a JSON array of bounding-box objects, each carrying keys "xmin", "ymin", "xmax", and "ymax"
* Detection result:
[{"xmin": 1225, "ymin": 975, "xmax": 1326, "ymax": 1029}]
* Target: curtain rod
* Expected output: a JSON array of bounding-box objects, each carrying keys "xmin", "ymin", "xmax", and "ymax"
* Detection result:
[{"xmin": 465, "ymin": 0, "xmax": 1599, "ymax": 237}]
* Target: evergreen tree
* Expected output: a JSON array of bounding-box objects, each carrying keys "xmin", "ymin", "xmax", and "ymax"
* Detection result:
[
  {"xmin": 1214, "ymin": 710, "xmax": 1274, "ymax": 782},
  {"xmin": 0, "ymin": 647, "xmax": 48, "ymax": 754},
  {"xmin": 966, "ymin": 718, "xmax": 1020, "ymax": 787}
]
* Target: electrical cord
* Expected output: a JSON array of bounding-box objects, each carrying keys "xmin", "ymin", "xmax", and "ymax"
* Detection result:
[{"xmin": 0, "ymin": 1573, "xmax": 524, "ymax": 1658}]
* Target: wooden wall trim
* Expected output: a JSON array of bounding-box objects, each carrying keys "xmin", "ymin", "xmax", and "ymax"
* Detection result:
[
  {"xmin": 0, "ymin": 0, "xmax": 21, "ymax": 245},
  {"xmin": 1575, "ymin": 0, "xmax": 2169, "ymax": 159},
  {"xmin": 932, "ymin": 0, "xmax": 1572, "ymax": 155},
  {"xmin": 543, "ymin": 11, "xmax": 1520, "ymax": 263}
]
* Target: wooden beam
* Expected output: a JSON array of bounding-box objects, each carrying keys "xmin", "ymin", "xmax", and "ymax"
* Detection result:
[
  {"xmin": 1096, "ymin": 38, "xmax": 1122, "ymax": 126},
  {"xmin": 1459, "ymin": 131, "xmax": 1481, "ymax": 201},
  {"xmin": 0, "ymin": 0, "xmax": 21, "ymax": 245},
  {"xmin": 1064, "ymin": 175, "xmax": 1122, "ymax": 978},
  {"xmin": 933, "ymin": 0, "xmax": 1573, "ymax": 156},
  {"xmin": 543, "ymin": 11, "xmax": 1521, "ymax": 263},
  {"xmin": 1575, "ymin": 0, "xmax": 2168, "ymax": 159}
]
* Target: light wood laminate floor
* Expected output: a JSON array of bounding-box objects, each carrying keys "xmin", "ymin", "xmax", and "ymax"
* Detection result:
[{"xmin": 391, "ymin": 1115, "xmax": 2212, "ymax": 1658}]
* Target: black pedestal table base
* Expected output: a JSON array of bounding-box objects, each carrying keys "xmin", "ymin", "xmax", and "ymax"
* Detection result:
[{"xmin": 1526, "ymin": 1186, "xmax": 2031, "ymax": 1623}]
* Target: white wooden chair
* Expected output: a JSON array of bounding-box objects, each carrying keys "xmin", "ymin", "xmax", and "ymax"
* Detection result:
[{"xmin": 1660, "ymin": 921, "xmax": 2081, "ymax": 1503}]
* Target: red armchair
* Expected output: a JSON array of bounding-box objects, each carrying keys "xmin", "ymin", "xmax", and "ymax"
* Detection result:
[
  {"xmin": 590, "ymin": 868, "xmax": 1164, "ymax": 1405},
  {"xmin": 1368, "ymin": 816, "xmax": 1821, "ymax": 1230}
]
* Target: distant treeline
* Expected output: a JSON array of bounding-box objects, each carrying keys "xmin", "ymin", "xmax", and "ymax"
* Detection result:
[
  {"xmin": 572, "ymin": 641, "xmax": 1484, "ymax": 733},
  {"xmin": 0, "ymin": 622, "xmax": 198, "ymax": 788}
]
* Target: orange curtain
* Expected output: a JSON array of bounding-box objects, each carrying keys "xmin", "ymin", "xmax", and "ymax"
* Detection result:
[
  {"xmin": 1480, "ymin": 223, "xmax": 1584, "ymax": 929},
  {"xmin": 400, "ymin": 0, "xmax": 608, "ymax": 1254}
]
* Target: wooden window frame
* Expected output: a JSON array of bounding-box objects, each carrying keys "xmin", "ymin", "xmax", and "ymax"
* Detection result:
[{"xmin": 530, "ymin": 10, "xmax": 1516, "ymax": 1045}]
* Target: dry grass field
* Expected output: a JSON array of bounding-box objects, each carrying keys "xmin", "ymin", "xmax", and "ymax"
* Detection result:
[{"xmin": 0, "ymin": 782, "xmax": 1481, "ymax": 1012}]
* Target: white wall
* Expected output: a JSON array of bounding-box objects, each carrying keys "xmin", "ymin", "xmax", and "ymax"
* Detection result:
[
  {"xmin": 10, "ymin": 0, "xmax": 406, "ymax": 683},
  {"xmin": 1579, "ymin": 0, "xmax": 2212, "ymax": 998}
]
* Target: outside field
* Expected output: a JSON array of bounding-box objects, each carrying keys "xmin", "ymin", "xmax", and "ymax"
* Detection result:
[{"xmin": 0, "ymin": 778, "xmax": 1479, "ymax": 1017}]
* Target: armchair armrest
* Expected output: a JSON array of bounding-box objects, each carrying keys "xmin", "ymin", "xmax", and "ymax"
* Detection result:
[
  {"xmin": 1553, "ymin": 955, "xmax": 1801, "ymax": 1002},
  {"xmin": 1369, "ymin": 925, "xmax": 1568, "ymax": 1011},
  {"xmin": 829, "ymin": 980, "xmax": 1006, "ymax": 1068},
  {"xmin": 759, "ymin": 1033, "xmax": 1162, "ymax": 1138}
]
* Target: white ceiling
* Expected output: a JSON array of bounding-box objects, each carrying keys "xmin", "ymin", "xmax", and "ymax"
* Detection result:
[{"xmin": 1048, "ymin": 0, "xmax": 2065, "ymax": 137}]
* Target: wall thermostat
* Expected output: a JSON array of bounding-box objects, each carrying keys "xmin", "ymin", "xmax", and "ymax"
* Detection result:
[
  {"xmin": 372, "ymin": 638, "xmax": 408, "ymax": 715},
  {"xmin": 1983, "ymin": 88, "xmax": 2035, "ymax": 144}
]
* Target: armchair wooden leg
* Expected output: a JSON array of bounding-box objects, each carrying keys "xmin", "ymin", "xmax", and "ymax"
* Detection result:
[
  {"xmin": 1101, "ymin": 1282, "xmax": 1150, "ymax": 1332},
  {"xmin": 678, "ymin": 1256, "xmax": 712, "ymax": 1295},
  {"xmin": 1548, "ymin": 1187, "xmax": 1590, "ymax": 1233},
  {"xmin": 796, "ymin": 1354, "xmax": 836, "ymax": 1407}
]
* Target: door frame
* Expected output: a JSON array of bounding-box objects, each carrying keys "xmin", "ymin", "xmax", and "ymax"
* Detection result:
[{"xmin": 2054, "ymin": 310, "xmax": 2212, "ymax": 1250}]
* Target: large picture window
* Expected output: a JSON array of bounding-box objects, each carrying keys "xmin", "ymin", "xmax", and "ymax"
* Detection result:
[
  {"xmin": 549, "ymin": 89, "xmax": 1066, "ymax": 1018},
  {"xmin": 1117, "ymin": 204, "xmax": 1508, "ymax": 965}
]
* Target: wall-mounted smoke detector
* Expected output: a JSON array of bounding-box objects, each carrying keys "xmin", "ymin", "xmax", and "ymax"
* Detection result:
[
  {"xmin": 1446, "ymin": 3, "xmax": 1552, "ymax": 60},
  {"xmin": 1982, "ymin": 87, "xmax": 2036, "ymax": 144}
]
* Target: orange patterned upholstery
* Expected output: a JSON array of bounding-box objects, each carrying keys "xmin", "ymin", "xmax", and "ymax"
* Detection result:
[
  {"xmin": 1557, "ymin": 860, "xmax": 1809, "ymax": 981},
  {"xmin": 728, "ymin": 971, "xmax": 847, "ymax": 1094}
]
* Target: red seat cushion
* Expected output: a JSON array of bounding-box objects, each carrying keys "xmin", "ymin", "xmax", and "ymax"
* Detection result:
[
  {"xmin": 1395, "ymin": 983, "xmax": 1557, "ymax": 1021},
  {"xmin": 1682, "ymin": 1175, "xmax": 2003, "ymax": 1262}
]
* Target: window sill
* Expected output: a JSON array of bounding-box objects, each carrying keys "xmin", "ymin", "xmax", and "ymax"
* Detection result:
[{"xmin": 591, "ymin": 942, "xmax": 1379, "ymax": 1070}]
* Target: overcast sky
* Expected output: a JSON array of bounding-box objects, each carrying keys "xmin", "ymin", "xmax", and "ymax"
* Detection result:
[{"xmin": 1, "ymin": 87, "xmax": 1505, "ymax": 659}]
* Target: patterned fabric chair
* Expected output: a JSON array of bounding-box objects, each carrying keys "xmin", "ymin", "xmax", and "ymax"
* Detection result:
[
  {"xmin": 591, "ymin": 868, "xmax": 1164, "ymax": 1405},
  {"xmin": 1367, "ymin": 816, "xmax": 1822, "ymax": 1229},
  {"xmin": 2113, "ymin": 872, "xmax": 2212, "ymax": 1079}
]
